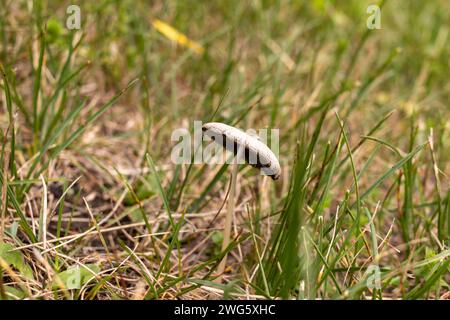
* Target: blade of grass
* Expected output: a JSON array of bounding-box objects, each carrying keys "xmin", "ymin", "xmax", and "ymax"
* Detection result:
[
  {"xmin": 355, "ymin": 143, "xmax": 427, "ymax": 206},
  {"xmin": 146, "ymin": 154, "xmax": 174, "ymax": 227},
  {"xmin": 32, "ymin": 26, "xmax": 46, "ymax": 150}
]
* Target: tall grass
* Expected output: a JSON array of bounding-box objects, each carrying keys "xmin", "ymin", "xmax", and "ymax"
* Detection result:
[{"xmin": 0, "ymin": 0, "xmax": 448, "ymax": 300}]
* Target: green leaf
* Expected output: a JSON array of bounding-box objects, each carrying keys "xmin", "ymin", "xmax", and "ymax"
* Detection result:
[
  {"xmin": 406, "ymin": 256, "xmax": 450, "ymax": 299},
  {"xmin": 0, "ymin": 242, "xmax": 34, "ymax": 280},
  {"xmin": 53, "ymin": 264, "xmax": 100, "ymax": 290},
  {"xmin": 46, "ymin": 18, "xmax": 63, "ymax": 44},
  {"xmin": 188, "ymin": 279, "xmax": 239, "ymax": 299},
  {"xmin": 124, "ymin": 178, "xmax": 156, "ymax": 206},
  {"xmin": 212, "ymin": 231, "xmax": 223, "ymax": 246}
]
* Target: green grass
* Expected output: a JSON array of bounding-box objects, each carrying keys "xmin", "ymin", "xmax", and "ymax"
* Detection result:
[{"xmin": 0, "ymin": 0, "xmax": 448, "ymax": 300}]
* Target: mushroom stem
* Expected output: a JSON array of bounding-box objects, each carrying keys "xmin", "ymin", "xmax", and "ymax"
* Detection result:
[{"xmin": 217, "ymin": 160, "xmax": 238, "ymax": 278}]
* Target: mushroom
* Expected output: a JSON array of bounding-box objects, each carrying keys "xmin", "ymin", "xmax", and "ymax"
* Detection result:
[
  {"xmin": 202, "ymin": 122, "xmax": 281, "ymax": 180},
  {"xmin": 202, "ymin": 122, "xmax": 281, "ymax": 278}
]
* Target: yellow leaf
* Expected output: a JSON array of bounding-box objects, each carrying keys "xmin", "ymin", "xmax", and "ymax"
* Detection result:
[{"xmin": 151, "ymin": 19, "xmax": 204, "ymax": 55}]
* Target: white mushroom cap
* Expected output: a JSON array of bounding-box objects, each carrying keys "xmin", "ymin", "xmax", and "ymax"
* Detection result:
[{"xmin": 202, "ymin": 122, "xmax": 281, "ymax": 180}]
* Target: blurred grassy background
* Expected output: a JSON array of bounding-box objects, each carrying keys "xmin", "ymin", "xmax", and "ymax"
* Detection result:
[{"xmin": 0, "ymin": 0, "xmax": 448, "ymax": 299}]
